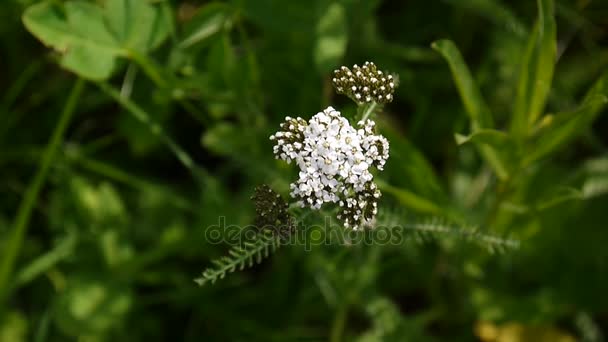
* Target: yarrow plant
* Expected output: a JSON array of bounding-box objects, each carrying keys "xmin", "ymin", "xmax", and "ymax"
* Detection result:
[
  {"xmin": 270, "ymin": 107, "xmax": 389, "ymax": 229},
  {"xmin": 195, "ymin": 62, "xmax": 397, "ymax": 285},
  {"xmin": 268, "ymin": 61, "xmax": 395, "ymax": 229},
  {"xmin": 196, "ymin": 59, "xmax": 523, "ymax": 287}
]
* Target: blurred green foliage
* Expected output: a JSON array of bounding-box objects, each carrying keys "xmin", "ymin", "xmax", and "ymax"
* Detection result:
[{"xmin": 1, "ymin": 0, "xmax": 608, "ymax": 341}]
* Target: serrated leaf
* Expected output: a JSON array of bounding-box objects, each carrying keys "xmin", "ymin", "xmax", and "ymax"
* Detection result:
[{"xmin": 195, "ymin": 235, "xmax": 280, "ymax": 286}]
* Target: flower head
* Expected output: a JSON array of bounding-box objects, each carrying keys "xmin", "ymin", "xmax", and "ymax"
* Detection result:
[
  {"xmin": 332, "ymin": 61, "xmax": 396, "ymax": 105},
  {"xmin": 251, "ymin": 184, "xmax": 296, "ymax": 236},
  {"xmin": 271, "ymin": 106, "xmax": 389, "ymax": 229}
]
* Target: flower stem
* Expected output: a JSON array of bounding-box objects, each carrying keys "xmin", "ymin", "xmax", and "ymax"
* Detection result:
[
  {"xmin": 358, "ymin": 102, "xmax": 378, "ymax": 122},
  {"xmin": 330, "ymin": 305, "xmax": 348, "ymax": 342},
  {"xmin": 0, "ymin": 78, "xmax": 85, "ymax": 307}
]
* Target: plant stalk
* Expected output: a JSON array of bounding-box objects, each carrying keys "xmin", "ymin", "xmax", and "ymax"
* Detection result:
[
  {"xmin": 0, "ymin": 78, "xmax": 85, "ymax": 308},
  {"xmin": 358, "ymin": 102, "xmax": 378, "ymax": 122},
  {"xmin": 330, "ymin": 305, "xmax": 348, "ymax": 342}
]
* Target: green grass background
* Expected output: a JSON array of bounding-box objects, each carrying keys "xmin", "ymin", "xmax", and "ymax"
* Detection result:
[{"xmin": 1, "ymin": 0, "xmax": 608, "ymax": 341}]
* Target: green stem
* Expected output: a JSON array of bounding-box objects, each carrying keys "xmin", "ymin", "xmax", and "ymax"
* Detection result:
[
  {"xmin": 128, "ymin": 50, "xmax": 167, "ymax": 88},
  {"xmin": 358, "ymin": 102, "xmax": 378, "ymax": 122},
  {"xmin": 330, "ymin": 305, "xmax": 348, "ymax": 342},
  {"xmin": 0, "ymin": 78, "xmax": 85, "ymax": 306},
  {"xmin": 96, "ymin": 81, "xmax": 208, "ymax": 181},
  {"xmin": 128, "ymin": 50, "xmax": 210, "ymax": 126},
  {"xmin": 68, "ymin": 153, "xmax": 196, "ymax": 213}
]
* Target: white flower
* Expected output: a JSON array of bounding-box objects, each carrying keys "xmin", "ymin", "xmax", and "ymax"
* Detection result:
[{"xmin": 271, "ymin": 106, "xmax": 389, "ymax": 229}]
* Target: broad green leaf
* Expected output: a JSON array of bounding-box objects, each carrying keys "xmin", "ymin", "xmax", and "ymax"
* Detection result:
[
  {"xmin": 23, "ymin": 1, "xmax": 120, "ymax": 80},
  {"xmin": 510, "ymin": 0, "xmax": 556, "ymax": 139},
  {"xmin": 179, "ymin": 2, "xmax": 231, "ymax": 49},
  {"xmin": 524, "ymin": 71, "xmax": 608, "ymax": 164},
  {"xmin": 105, "ymin": 0, "xmax": 171, "ymax": 53},
  {"xmin": 22, "ymin": 0, "xmax": 171, "ymax": 80},
  {"xmin": 431, "ymin": 39, "xmax": 493, "ymax": 130},
  {"xmin": 314, "ymin": 3, "xmax": 347, "ymax": 73}
]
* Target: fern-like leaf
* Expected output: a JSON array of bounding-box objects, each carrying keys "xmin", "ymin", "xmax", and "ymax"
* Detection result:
[
  {"xmin": 376, "ymin": 208, "xmax": 519, "ymax": 253},
  {"xmin": 194, "ymin": 233, "xmax": 281, "ymax": 286}
]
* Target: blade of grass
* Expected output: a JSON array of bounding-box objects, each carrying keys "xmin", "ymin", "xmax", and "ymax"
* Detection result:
[
  {"xmin": 12, "ymin": 234, "xmax": 77, "ymax": 289},
  {"xmin": 0, "ymin": 78, "xmax": 85, "ymax": 306}
]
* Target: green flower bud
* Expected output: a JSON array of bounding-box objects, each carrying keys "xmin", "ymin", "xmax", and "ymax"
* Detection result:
[{"xmin": 332, "ymin": 62, "xmax": 397, "ymax": 105}]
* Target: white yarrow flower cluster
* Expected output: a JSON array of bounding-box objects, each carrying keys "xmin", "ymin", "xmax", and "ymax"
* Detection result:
[{"xmin": 270, "ymin": 106, "xmax": 389, "ymax": 229}]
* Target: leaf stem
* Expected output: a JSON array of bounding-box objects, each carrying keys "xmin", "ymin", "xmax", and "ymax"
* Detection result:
[{"xmin": 0, "ymin": 78, "xmax": 85, "ymax": 306}]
